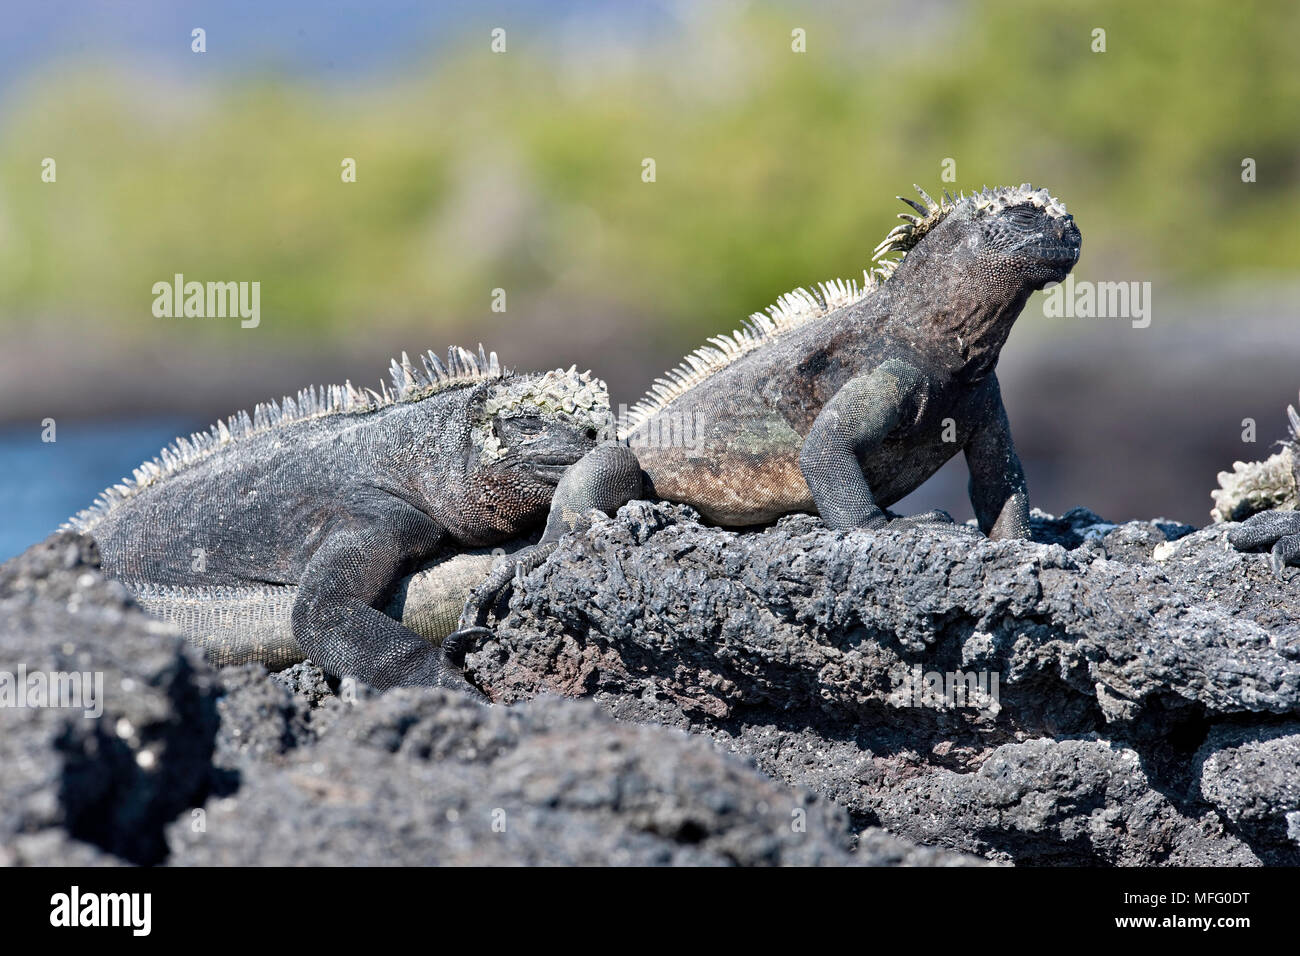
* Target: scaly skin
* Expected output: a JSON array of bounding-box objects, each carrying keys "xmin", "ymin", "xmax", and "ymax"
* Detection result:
[
  {"xmin": 135, "ymin": 539, "xmax": 531, "ymax": 669},
  {"xmin": 66, "ymin": 347, "xmax": 615, "ymax": 694},
  {"xmin": 1220, "ymin": 393, "xmax": 1300, "ymax": 574},
  {"xmin": 453, "ymin": 185, "xmax": 1082, "ymax": 640}
]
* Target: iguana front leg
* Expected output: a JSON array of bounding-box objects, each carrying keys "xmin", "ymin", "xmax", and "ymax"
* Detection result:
[
  {"xmin": 1227, "ymin": 510, "xmax": 1300, "ymax": 576},
  {"xmin": 445, "ymin": 442, "xmax": 643, "ymax": 657},
  {"xmin": 292, "ymin": 489, "xmax": 481, "ymax": 696},
  {"xmin": 799, "ymin": 359, "xmax": 951, "ymax": 530},
  {"xmin": 965, "ymin": 376, "xmax": 1030, "ymax": 540}
]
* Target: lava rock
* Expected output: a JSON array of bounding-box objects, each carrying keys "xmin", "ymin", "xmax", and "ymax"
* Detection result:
[
  {"xmin": 7, "ymin": 499, "xmax": 1295, "ymax": 866},
  {"xmin": 1197, "ymin": 722, "xmax": 1300, "ymax": 861},
  {"xmin": 465, "ymin": 502, "xmax": 1300, "ymax": 865},
  {"xmin": 168, "ymin": 691, "xmax": 866, "ymax": 865},
  {"xmin": 4, "ymin": 531, "xmax": 976, "ymax": 865},
  {"xmin": 0, "ymin": 532, "xmax": 219, "ymax": 865}
]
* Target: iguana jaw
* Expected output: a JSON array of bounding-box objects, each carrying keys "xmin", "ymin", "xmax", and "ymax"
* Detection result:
[
  {"xmin": 519, "ymin": 457, "xmax": 587, "ymax": 485},
  {"xmin": 1015, "ymin": 221, "xmax": 1083, "ymax": 284},
  {"xmin": 1005, "ymin": 233, "xmax": 1080, "ymax": 266}
]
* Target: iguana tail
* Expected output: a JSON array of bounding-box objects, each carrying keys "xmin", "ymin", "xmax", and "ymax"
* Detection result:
[{"xmin": 132, "ymin": 543, "xmax": 528, "ymax": 670}]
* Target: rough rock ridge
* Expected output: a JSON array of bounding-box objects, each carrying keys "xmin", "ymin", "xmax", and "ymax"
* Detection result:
[
  {"xmin": 3, "ymin": 533, "xmax": 964, "ymax": 866},
  {"xmin": 464, "ymin": 502, "xmax": 1300, "ymax": 865},
  {"xmin": 3, "ymin": 496, "xmax": 1296, "ymax": 865}
]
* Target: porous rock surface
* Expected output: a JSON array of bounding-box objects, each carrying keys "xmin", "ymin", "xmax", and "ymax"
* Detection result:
[
  {"xmin": 0, "ymin": 533, "xmax": 912, "ymax": 865},
  {"xmin": 4, "ymin": 497, "xmax": 1297, "ymax": 866},
  {"xmin": 465, "ymin": 502, "xmax": 1300, "ymax": 865},
  {"xmin": 0, "ymin": 534, "xmax": 217, "ymax": 865}
]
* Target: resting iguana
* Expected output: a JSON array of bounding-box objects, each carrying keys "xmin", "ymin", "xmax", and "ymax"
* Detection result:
[
  {"xmin": 1214, "ymin": 392, "xmax": 1300, "ymax": 572},
  {"xmin": 453, "ymin": 184, "xmax": 1083, "ymax": 638},
  {"xmin": 64, "ymin": 347, "xmax": 632, "ymax": 692}
]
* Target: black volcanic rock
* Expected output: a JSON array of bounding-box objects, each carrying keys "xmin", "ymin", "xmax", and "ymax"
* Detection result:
[
  {"xmin": 4, "ymin": 499, "xmax": 1296, "ymax": 866},
  {"xmin": 464, "ymin": 502, "xmax": 1300, "ymax": 865}
]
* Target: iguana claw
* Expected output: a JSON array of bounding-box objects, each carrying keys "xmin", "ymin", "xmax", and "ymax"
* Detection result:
[
  {"xmin": 854, "ymin": 508, "xmax": 957, "ymax": 531},
  {"xmin": 887, "ymin": 508, "xmax": 956, "ymax": 527},
  {"xmin": 443, "ymin": 626, "xmax": 494, "ymax": 665}
]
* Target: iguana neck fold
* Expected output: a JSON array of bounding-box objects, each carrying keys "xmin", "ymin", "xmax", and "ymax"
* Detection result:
[{"xmin": 883, "ymin": 279, "xmax": 1035, "ymax": 384}]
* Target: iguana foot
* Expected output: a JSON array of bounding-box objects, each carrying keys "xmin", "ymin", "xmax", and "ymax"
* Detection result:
[
  {"xmin": 447, "ymin": 541, "xmax": 561, "ymax": 650},
  {"xmin": 1227, "ymin": 510, "xmax": 1300, "ymax": 578}
]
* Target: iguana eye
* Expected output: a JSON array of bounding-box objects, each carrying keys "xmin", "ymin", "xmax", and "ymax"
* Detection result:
[{"xmin": 1004, "ymin": 205, "xmax": 1040, "ymax": 227}]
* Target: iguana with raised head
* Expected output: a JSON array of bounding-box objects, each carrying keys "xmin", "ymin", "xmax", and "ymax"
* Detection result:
[
  {"xmin": 1214, "ymin": 392, "xmax": 1300, "ymax": 572},
  {"xmin": 451, "ymin": 184, "xmax": 1083, "ymax": 641},
  {"xmin": 65, "ymin": 346, "xmax": 637, "ymax": 692}
]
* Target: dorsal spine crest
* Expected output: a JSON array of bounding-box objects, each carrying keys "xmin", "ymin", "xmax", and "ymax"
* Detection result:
[
  {"xmin": 65, "ymin": 345, "xmax": 504, "ymax": 532},
  {"xmin": 621, "ymin": 183, "xmax": 1067, "ymax": 438}
]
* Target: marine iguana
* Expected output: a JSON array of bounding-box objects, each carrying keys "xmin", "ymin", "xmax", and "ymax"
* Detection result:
[
  {"xmin": 451, "ymin": 184, "xmax": 1083, "ymax": 639},
  {"xmin": 64, "ymin": 347, "xmax": 635, "ymax": 692},
  {"xmin": 1214, "ymin": 392, "xmax": 1300, "ymax": 572}
]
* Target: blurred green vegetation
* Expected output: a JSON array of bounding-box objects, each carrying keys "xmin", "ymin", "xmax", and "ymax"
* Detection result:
[{"xmin": 1, "ymin": 0, "xmax": 1296, "ymax": 347}]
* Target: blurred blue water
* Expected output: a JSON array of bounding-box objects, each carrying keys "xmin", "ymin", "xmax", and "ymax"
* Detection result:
[{"xmin": 0, "ymin": 418, "xmax": 197, "ymax": 561}]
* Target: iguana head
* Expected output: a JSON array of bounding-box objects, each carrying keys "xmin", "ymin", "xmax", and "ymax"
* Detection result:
[
  {"xmin": 876, "ymin": 184, "xmax": 1080, "ymax": 293},
  {"xmin": 874, "ymin": 185, "xmax": 1080, "ymax": 376},
  {"xmin": 471, "ymin": 366, "xmax": 612, "ymax": 487}
]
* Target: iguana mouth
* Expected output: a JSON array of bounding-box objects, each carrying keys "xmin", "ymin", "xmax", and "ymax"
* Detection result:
[
  {"xmin": 1006, "ymin": 230, "xmax": 1080, "ymax": 264},
  {"xmin": 1011, "ymin": 232, "xmax": 1079, "ymax": 264},
  {"xmin": 526, "ymin": 461, "xmax": 576, "ymax": 482},
  {"xmin": 1034, "ymin": 241, "xmax": 1081, "ymax": 263}
]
